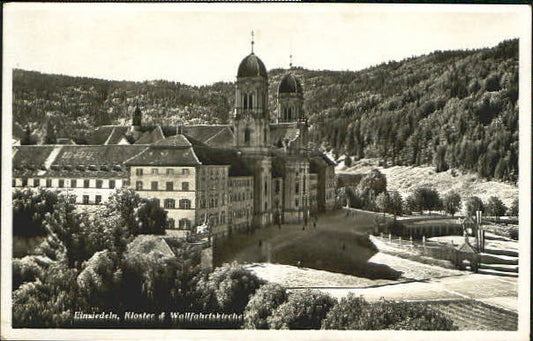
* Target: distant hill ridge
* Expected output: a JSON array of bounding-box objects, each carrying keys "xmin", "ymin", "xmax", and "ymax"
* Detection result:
[{"xmin": 12, "ymin": 39, "xmax": 518, "ymax": 182}]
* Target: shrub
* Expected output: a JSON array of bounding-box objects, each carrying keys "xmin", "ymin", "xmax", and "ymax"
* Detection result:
[
  {"xmin": 268, "ymin": 289, "xmax": 336, "ymax": 329},
  {"xmin": 443, "ymin": 191, "xmax": 461, "ymax": 216},
  {"xmin": 465, "ymin": 196, "xmax": 484, "ymax": 217},
  {"xmin": 407, "ymin": 187, "xmax": 442, "ymax": 213},
  {"xmin": 485, "ymin": 196, "xmax": 506, "ymax": 217},
  {"xmin": 197, "ymin": 262, "xmax": 264, "ymax": 314},
  {"xmin": 323, "ymin": 296, "xmax": 456, "ymax": 330},
  {"xmin": 321, "ymin": 294, "xmax": 367, "ymax": 329},
  {"xmin": 243, "ymin": 283, "xmax": 288, "ymax": 329}
]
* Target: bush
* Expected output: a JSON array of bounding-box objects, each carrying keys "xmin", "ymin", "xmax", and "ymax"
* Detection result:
[
  {"xmin": 136, "ymin": 198, "xmax": 168, "ymax": 235},
  {"xmin": 485, "ymin": 196, "xmax": 506, "ymax": 217},
  {"xmin": 323, "ymin": 296, "xmax": 457, "ymax": 330},
  {"xmin": 268, "ymin": 289, "xmax": 336, "ymax": 329},
  {"xmin": 509, "ymin": 228, "xmax": 518, "ymax": 240},
  {"xmin": 243, "ymin": 283, "xmax": 288, "ymax": 329},
  {"xmin": 465, "ymin": 196, "xmax": 484, "ymax": 217},
  {"xmin": 12, "ymin": 189, "xmax": 60, "ymax": 237},
  {"xmin": 443, "ymin": 191, "xmax": 461, "ymax": 216},
  {"xmin": 407, "ymin": 187, "xmax": 442, "ymax": 213},
  {"xmin": 197, "ymin": 262, "xmax": 264, "ymax": 314},
  {"xmin": 321, "ymin": 294, "xmax": 367, "ymax": 329}
]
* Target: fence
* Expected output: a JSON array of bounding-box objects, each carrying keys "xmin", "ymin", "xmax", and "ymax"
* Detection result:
[{"xmin": 370, "ymin": 234, "xmax": 478, "ymax": 271}]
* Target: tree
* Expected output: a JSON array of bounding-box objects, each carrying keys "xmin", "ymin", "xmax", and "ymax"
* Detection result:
[
  {"xmin": 407, "ymin": 187, "xmax": 442, "ymax": 213},
  {"xmin": 322, "ymin": 295, "xmax": 456, "ymax": 330},
  {"xmin": 321, "ymin": 294, "xmax": 367, "ymax": 329},
  {"xmin": 244, "ymin": 283, "xmax": 288, "ymax": 329},
  {"xmin": 13, "ymin": 188, "xmax": 60, "ymax": 237},
  {"xmin": 375, "ymin": 192, "xmax": 391, "ymax": 214},
  {"xmin": 443, "ymin": 191, "xmax": 461, "ymax": 216},
  {"xmin": 12, "ymin": 262, "xmax": 85, "ymax": 328},
  {"xmin": 485, "ymin": 196, "xmax": 506, "ymax": 217},
  {"xmin": 136, "ymin": 199, "xmax": 168, "ymax": 235},
  {"xmin": 465, "ymin": 196, "xmax": 484, "ymax": 217},
  {"xmin": 388, "ymin": 191, "xmax": 404, "ymax": 217},
  {"xmin": 105, "ymin": 188, "xmax": 141, "ymax": 235},
  {"xmin": 268, "ymin": 289, "xmax": 336, "ymax": 330},
  {"xmin": 197, "ymin": 262, "xmax": 264, "ymax": 314}
]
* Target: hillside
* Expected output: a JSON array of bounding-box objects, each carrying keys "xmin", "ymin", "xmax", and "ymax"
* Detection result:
[
  {"xmin": 337, "ymin": 158, "xmax": 518, "ymax": 210},
  {"xmin": 12, "ymin": 39, "xmax": 518, "ymax": 182}
]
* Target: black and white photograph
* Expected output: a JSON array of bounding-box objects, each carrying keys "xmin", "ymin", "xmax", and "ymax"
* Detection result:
[{"xmin": 1, "ymin": 3, "xmax": 531, "ymax": 340}]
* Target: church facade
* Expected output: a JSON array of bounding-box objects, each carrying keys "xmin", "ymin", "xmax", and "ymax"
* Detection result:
[{"xmin": 12, "ymin": 48, "xmax": 336, "ymax": 237}]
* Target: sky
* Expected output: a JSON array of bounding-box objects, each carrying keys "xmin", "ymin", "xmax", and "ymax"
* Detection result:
[{"xmin": 3, "ymin": 3, "xmax": 529, "ymax": 86}]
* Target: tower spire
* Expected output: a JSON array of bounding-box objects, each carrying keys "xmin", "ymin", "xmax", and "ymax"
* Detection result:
[
  {"xmin": 251, "ymin": 30, "xmax": 255, "ymax": 54},
  {"xmin": 289, "ymin": 54, "xmax": 293, "ymax": 69}
]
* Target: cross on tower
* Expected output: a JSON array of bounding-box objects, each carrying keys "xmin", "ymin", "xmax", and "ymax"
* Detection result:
[
  {"xmin": 251, "ymin": 30, "xmax": 255, "ymax": 53},
  {"xmin": 290, "ymin": 54, "xmax": 293, "ymax": 69}
]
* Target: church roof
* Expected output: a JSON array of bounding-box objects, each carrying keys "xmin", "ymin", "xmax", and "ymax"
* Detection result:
[
  {"xmin": 278, "ymin": 73, "xmax": 303, "ymax": 94},
  {"xmin": 237, "ymin": 53, "xmax": 268, "ymax": 78},
  {"xmin": 181, "ymin": 125, "xmax": 234, "ymax": 148}
]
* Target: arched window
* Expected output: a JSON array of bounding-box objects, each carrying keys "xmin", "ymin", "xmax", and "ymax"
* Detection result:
[
  {"xmin": 179, "ymin": 199, "xmax": 191, "ymax": 209},
  {"xmin": 244, "ymin": 128, "xmax": 251, "ymax": 145},
  {"xmin": 248, "ymin": 94, "xmax": 254, "ymax": 109},
  {"xmin": 288, "ymin": 107, "xmax": 292, "ymax": 121},
  {"xmin": 243, "ymin": 94, "xmax": 248, "ymax": 109},
  {"xmin": 264, "ymin": 128, "xmax": 268, "ymax": 144}
]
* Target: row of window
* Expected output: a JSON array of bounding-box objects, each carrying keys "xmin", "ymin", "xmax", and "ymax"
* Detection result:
[
  {"xmin": 82, "ymin": 195, "xmax": 102, "ymax": 205},
  {"xmin": 150, "ymin": 198, "xmax": 191, "ymax": 209},
  {"xmin": 198, "ymin": 196, "xmax": 226, "ymax": 208},
  {"xmin": 135, "ymin": 168, "xmax": 191, "ymax": 176},
  {"xmin": 167, "ymin": 218, "xmax": 192, "ymax": 230},
  {"xmin": 136, "ymin": 181, "xmax": 190, "ymax": 191},
  {"xmin": 230, "ymin": 191, "xmax": 253, "ymax": 202},
  {"xmin": 199, "ymin": 212, "xmax": 226, "ymax": 227},
  {"xmin": 230, "ymin": 207, "xmax": 251, "ymax": 220},
  {"xmin": 14, "ymin": 178, "xmax": 116, "ymax": 189},
  {"xmin": 229, "ymin": 179, "xmax": 252, "ymax": 187}
]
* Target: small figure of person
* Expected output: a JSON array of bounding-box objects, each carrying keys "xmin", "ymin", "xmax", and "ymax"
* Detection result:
[
  {"xmin": 297, "ymin": 260, "xmax": 302, "ymax": 268},
  {"xmin": 302, "ymin": 224, "xmax": 305, "ymax": 231},
  {"xmin": 258, "ymin": 239, "xmax": 262, "ymax": 247}
]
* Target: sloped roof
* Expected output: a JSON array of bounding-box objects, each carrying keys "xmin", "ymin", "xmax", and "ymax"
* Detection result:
[
  {"xmin": 84, "ymin": 125, "xmax": 165, "ymax": 145},
  {"xmin": 181, "ymin": 125, "xmax": 230, "ymax": 143},
  {"xmin": 203, "ymin": 126, "xmax": 235, "ymax": 148},
  {"xmin": 134, "ymin": 126, "xmax": 165, "ymax": 145},
  {"xmin": 153, "ymin": 134, "xmax": 193, "ymax": 147},
  {"xmin": 13, "ymin": 145, "xmax": 147, "ymax": 178},
  {"xmin": 192, "ymin": 146, "xmax": 252, "ymax": 176},
  {"xmin": 85, "ymin": 126, "xmax": 128, "ymax": 145},
  {"xmin": 125, "ymin": 146, "xmax": 200, "ymax": 167}
]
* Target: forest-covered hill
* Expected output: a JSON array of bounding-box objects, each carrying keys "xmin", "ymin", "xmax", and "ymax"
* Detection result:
[{"xmin": 12, "ymin": 39, "xmax": 518, "ymax": 182}]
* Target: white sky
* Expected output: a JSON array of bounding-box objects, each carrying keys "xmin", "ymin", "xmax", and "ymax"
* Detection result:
[{"xmin": 3, "ymin": 3, "xmax": 528, "ymax": 86}]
